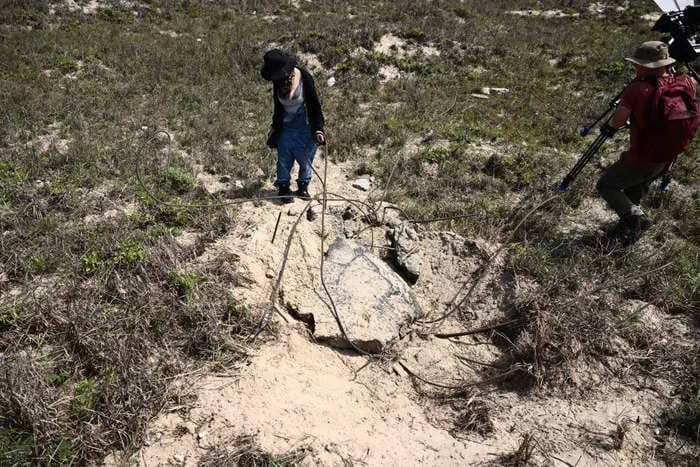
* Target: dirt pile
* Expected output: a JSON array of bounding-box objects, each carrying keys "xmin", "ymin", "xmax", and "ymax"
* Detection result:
[{"xmin": 107, "ymin": 155, "xmax": 697, "ymax": 466}]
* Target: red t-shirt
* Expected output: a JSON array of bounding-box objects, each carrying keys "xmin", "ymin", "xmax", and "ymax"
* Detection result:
[{"xmin": 619, "ymin": 79, "xmax": 657, "ymax": 166}]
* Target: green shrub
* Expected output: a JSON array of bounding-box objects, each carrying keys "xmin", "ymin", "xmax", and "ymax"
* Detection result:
[
  {"xmin": 103, "ymin": 366, "xmax": 119, "ymax": 383},
  {"xmin": 71, "ymin": 378, "xmax": 96, "ymax": 418},
  {"xmin": 156, "ymin": 198, "xmax": 196, "ymax": 227},
  {"xmin": 482, "ymin": 149, "xmax": 568, "ymax": 189},
  {"xmin": 127, "ymin": 209, "xmax": 156, "ymax": 228},
  {"xmin": 48, "ymin": 369, "xmax": 71, "ymax": 386},
  {"xmin": 299, "ymin": 31, "xmax": 327, "ymax": 53},
  {"xmin": 81, "ymin": 250, "xmax": 101, "ymax": 274},
  {"xmin": 53, "ymin": 57, "xmax": 79, "ymax": 74},
  {"xmin": 0, "ymin": 300, "xmax": 27, "ymax": 329},
  {"xmin": 0, "ymin": 161, "xmax": 29, "ymax": 184},
  {"xmin": 403, "ymin": 26, "xmax": 426, "ymax": 42},
  {"xmin": 394, "ymin": 57, "xmax": 421, "ymax": 72},
  {"xmin": 423, "ymin": 143, "xmax": 465, "ymax": 163},
  {"xmin": 110, "ymin": 240, "xmax": 146, "ymax": 268},
  {"xmin": 44, "ymin": 182, "xmax": 68, "ymax": 197},
  {"xmin": 169, "ymin": 270, "xmax": 199, "ymax": 299},
  {"xmin": 164, "ymin": 167, "xmax": 194, "ymax": 194},
  {"xmin": 595, "ymin": 61, "xmax": 627, "ymax": 83},
  {"xmin": 454, "ymin": 7, "xmax": 472, "ymax": 19}
]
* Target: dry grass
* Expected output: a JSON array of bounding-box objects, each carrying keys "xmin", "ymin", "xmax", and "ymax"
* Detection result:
[
  {"xmin": 0, "ymin": 231, "xmax": 259, "ymax": 463},
  {"xmin": 432, "ymin": 389, "xmax": 495, "ymax": 437},
  {"xmin": 199, "ymin": 435, "xmax": 309, "ymax": 467},
  {"xmin": 484, "ymin": 251, "xmax": 697, "ymax": 392},
  {"xmin": 499, "ymin": 433, "xmax": 537, "ymax": 467}
]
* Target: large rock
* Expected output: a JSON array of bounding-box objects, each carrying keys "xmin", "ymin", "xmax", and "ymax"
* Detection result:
[
  {"xmin": 314, "ymin": 236, "xmax": 423, "ymax": 353},
  {"xmin": 387, "ymin": 222, "xmax": 423, "ymax": 284}
]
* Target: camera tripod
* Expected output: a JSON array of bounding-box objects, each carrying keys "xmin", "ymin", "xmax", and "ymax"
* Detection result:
[
  {"xmin": 558, "ymin": 59, "xmax": 698, "ymax": 192},
  {"xmin": 557, "ymin": 86, "xmax": 626, "ymax": 192},
  {"xmin": 559, "ymin": 0, "xmax": 700, "ymax": 192}
]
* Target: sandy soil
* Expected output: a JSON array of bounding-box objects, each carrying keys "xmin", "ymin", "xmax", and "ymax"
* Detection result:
[{"xmin": 108, "ymin": 150, "xmax": 692, "ymax": 466}]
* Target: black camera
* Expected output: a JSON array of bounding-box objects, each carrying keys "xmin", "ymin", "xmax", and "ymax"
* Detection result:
[{"xmin": 653, "ymin": 5, "xmax": 700, "ymax": 63}]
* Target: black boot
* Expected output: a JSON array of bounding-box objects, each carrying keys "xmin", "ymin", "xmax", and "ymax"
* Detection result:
[
  {"xmin": 618, "ymin": 214, "xmax": 653, "ymax": 245},
  {"xmin": 295, "ymin": 182, "xmax": 310, "ymax": 200},
  {"xmin": 277, "ymin": 185, "xmax": 293, "ymax": 204}
]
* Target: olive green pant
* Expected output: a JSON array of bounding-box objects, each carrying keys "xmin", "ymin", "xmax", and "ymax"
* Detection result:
[{"xmin": 596, "ymin": 159, "xmax": 667, "ymax": 219}]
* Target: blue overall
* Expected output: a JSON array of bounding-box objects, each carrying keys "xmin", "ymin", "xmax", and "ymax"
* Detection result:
[{"xmin": 276, "ymin": 104, "xmax": 317, "ymax": 187}]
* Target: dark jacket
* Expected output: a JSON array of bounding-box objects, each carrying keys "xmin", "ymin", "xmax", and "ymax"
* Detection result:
[{"xmin": 270, "ymin": 67, "xmax": 324, "ymax": 135}]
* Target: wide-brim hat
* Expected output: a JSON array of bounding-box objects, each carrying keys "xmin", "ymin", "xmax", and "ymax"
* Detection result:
[
  {"xmin": 260, "ymin": 49, "xmax": 297, "ymax": 81},
  {"xmin": 625, "ymin": 41, "xmax": 675, "ymax": 68}
]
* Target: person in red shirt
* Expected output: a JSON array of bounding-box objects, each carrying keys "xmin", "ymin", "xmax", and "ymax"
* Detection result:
[{"xmin": 596, "ymin": 41, "xmax": 677, "ymax": 243}]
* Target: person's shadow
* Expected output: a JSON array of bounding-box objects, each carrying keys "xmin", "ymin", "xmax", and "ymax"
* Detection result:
[
  {"xmin": 225, "ymin": 181, "xmax": 291, "ymax": 206},
  {"xmin": 548, "ymin": 223, "xmax": 628, "ymax": 259}
]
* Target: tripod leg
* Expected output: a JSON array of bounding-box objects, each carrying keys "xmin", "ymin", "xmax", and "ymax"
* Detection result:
[
  {"xmin": 568, "ymin": 134, "xmax": 608, "ymax": 179},
  {"xmin": 559, "ymin": 131, "xmax": 612, "ymax": 190}
]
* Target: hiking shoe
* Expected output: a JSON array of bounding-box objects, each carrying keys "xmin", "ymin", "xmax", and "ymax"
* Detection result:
[
  {"xmin": 620, "ymin": 214, "xmax": 653, "ymax": 245},
  {"xmin": 638, "ymin": 215, "xmax": 653, "ymax": 232},
  {"xmin": 295, "ymin": 182, "xmax": 310, "ymax": 200},
  {"xmin": 277, "ymin": 185, "xmax": 294, "ymax": 204}
]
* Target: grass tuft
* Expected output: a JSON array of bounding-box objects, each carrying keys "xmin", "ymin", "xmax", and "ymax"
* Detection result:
[
  {"xmin": 199, "ymin": 435, "xmax": 309, "ymax": 467},
  {"xmin": 169, "ymin": 269, "xmax": 199, "ymax": 300}
]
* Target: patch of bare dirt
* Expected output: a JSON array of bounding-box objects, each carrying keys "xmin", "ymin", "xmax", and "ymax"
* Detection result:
[
  {"xmin": 373, "ymin": 34, "xmax": 441, "ymax": 59},
  {"xmin": 82, "ymin": 201, "xmax": 136, "ymax": 225},
  {"xmin": 559, "ymin": 197, "xmax": 617, "ymax": 235},
  {"xmin": 372, "ymin": 34, "xmax": 442, "ymax": 82},
  {"xmin": 127, "ymin": 326, "xmax": 500, "ymax": 466},
  {"xmin": 378, "ymin": 64, "xmax": 401, "ymax": 82},
  {"xmin": 298, "ymin": 52, "xmax": 327, "ymax": 75},
  {"xmin": 49, "ymin": 0, "xmax": 146, "ymax": 15},
  {"xmin": 508, "ymin": 9, "xmax": 580, "ymax": 18},
  {"xmin": 111, "ymin": 147, "xmax": 694, "ymax": 466},
  {"xmin": 25, "ymin": 122, "xmax": 71, "ymax": 155}
]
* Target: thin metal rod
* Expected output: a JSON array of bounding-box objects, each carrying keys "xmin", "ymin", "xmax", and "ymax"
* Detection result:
[{"xmin": 271, "ymin": 212, "xmax": 282, "ymax": 244}]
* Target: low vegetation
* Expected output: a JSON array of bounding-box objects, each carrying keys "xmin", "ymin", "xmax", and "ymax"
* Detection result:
[
  {"xmin": 199, "ymin": 435, "xmax": 309, "ymax": 467},
  {"xmin": 1, "ymin": 0, "xmax": 697, "ymax": 463}
]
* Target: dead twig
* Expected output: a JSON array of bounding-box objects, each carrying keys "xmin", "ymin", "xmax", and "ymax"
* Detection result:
[
  {"xmin": 271, "ymin": 212, "xmax": 282, "ymax": 244},
  {"xmin": 397, "ymin": 361, "xmax": 468, "ymax": 390},
  {"xmin": 421, "ymin": 194, "xmax": 560, "ymax": 326},
  {"xmin": 455, "ymin": 354, "xmax": 506, "ymax": 369},
  {"xmin": 251, "ymin": 201, "xmax": 311, "ymax": 340}
]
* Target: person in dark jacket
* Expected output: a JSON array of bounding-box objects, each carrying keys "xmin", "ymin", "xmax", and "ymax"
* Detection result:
[{"xmin": 261, "ymin": 49, "xmax": 325, "ymax": 203}]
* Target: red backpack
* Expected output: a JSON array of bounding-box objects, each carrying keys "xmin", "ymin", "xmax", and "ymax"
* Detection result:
[{"xmin": 640, "ymin": 73, "xmax": 700, "ymax": 163}]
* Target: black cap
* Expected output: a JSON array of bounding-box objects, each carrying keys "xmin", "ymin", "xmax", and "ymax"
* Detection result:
[{"xmin": 260, "ymin": 49, "xmax": 297, "ymax": 81}]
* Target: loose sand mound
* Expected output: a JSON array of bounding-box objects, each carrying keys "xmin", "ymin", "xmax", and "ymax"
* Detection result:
[{"xmin": 111, "ymin": 153, "xmax": 693, "ymax": 466}]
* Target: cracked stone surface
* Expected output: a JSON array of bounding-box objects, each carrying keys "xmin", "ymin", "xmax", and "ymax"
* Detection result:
[
  {"xmin": 387, "ymin": 221, "xmax": 423, "ymax": 284},
  {"xmin": 312, "ymin": 236, "xmax": 423, "ymax": 353}
]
